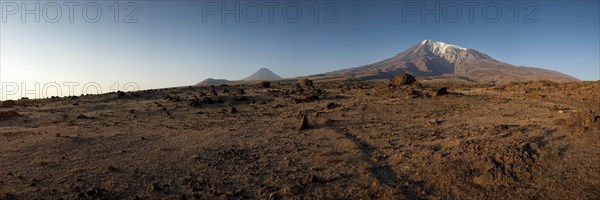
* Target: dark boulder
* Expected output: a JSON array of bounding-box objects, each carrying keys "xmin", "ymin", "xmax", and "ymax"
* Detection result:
[{"xmin": 391, "ymin": 74, "xmax": 416, "ymax": 86}]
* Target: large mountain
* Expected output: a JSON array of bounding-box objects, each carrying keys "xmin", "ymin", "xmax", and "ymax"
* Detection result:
[
  {"xmin": 243, "ymin": 68, "xmax": 281, "ymax": 81},
  {"xmin": 325, "ymin": 40, "xmax": 578, "ymax": 84}
]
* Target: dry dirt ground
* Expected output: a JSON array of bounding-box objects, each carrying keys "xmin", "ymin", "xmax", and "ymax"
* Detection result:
[{"xmin": 1, "ymin": 79, "xmax": 599, "ymax": 199}]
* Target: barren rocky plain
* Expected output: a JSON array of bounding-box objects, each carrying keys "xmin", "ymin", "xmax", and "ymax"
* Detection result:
[{"xmin": 1, "ymin": 77, "xmax": 599, "ymax": 199}]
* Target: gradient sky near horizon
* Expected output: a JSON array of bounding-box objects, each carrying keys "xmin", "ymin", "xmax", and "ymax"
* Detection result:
[{"xmin": 1, "ymin": 0, "xmax": 599, "ymax": 99}]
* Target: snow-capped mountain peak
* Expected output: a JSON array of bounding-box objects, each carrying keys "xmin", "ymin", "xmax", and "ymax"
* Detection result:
[
  {"xmin": 420, "ymin": 39, "xmax": 467, "ymax": 55},
  {"xmin": 324, "ymin": 39, "xmax": 578, "ymax": 84}
]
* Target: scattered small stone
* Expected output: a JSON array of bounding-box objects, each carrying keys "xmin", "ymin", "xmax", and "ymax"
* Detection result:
[
  {"xmin": 189, "ymin": 97, "xmax": 216, "ymax": 107},
  {"xmin": 525, "ymin": 142, "xmax": 541, "ymax": 155},
  {"xmin": 202, "ymin": 97, "xmax": 215, "ymax": 104},
  {"xmin": 76, "ymin": 114, "xmax": 96, "ymax": 120},
  {"xmin": 326, "ymin": 102, "xmax": 337, "ymax": 109},
  {"xmin": 408, "ymin": 89, "xmax": 422, "ymax": 98},
  {"xmin": 233, "ymin": 88, "xmax": 245, "ymax": 94},
  {"xmin": 107, "ymin": 165, "xmax": 119, "ymax": 171},
  {"xmin": 317, "ymin": 116, "xmax": 333, "ymax": 126},
  {"xmin": 316, "ymin": 89, "xmax": 326, "ymax": 95},
  {"xmin": 2, "ymin": 193, "xmax": 17, "ymax": 200},
  {"xmin": 299, "ymin": 79, "xmax": 314, "ymax": 87},
  {"xmin": 84, "ymin": 188, "xmax": 108, "ymax": 198},
  {"xmin": 291, "ymin": 98, "xmax": 301, "ymax": 104},
  {"xmin": 0, "ymin": 100, "xmax": 15, "ymax": 108},
  {"xmin": 189, "ymin": 100, "xmax": 201, "ymax": 107},
  {"xmin": 116, "ymin": 91, "xmax": 126, "ymax": 98},
  {"xmin": 234, "ymin": 96, "xmax": 248, "ymax": 101},
  {"xmin": 293, "ymin": 86, "xmax": 305, "ymax": 95},
  {"xmin": 0, "ymin": 111, "xmax": 23, "ymax": 121},
  {"xmin": 151, "ymin": 183, "xmax": 163, "ymax": 192},
  {"xmin": 303, "ymin": 95, "xmax": 319, "ymax": 102},
  {"xmin": 413, "ymin": 82, "xmax": 424, "ymax": 88},
  {"xmin": 228, "ymin": 107, "xmax": 237, "ymax": 114},
  {"xmin": 304, "ymin": 175, "xmax": 320, "ymax": 184},
  {"xmin": 296, "ymin": 115, "xmax": 309, "ymax": 131},
  {"xmin": 435, "ymin": 87, "xmax": 449, "ymax": 96},
  {"xmin": 269, "ymin": 192, "xmax": 280, "ymax": 199},
  {"xmin": 429, "ymin": 118, "xmax": 444, "ymax": 125},
  {"xmin": 260, "ymin": 81, "xmax": 271, "ymax": 88},
  {"xmin": 87, "ymin": 190, "xmax": 97, "ymax": 197},
  {"xmin": 165, "ymin": 95, "xmax": 182, "ymax": 102}
]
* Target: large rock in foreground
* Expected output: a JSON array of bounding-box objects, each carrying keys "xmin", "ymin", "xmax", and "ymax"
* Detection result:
[{"xmin": 391, "ymin": 74, "xmax": 416, "ymax": 86}]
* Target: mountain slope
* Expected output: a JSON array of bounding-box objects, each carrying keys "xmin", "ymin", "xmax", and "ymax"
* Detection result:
[
  {"xmin": 325, "ymin": 40, "xmax": 578, "ymax": 84},
  {"xmin": 195, "ymin": 78, "xmax": 231, "ymax": 86},
  {"xmin": 243, "ymin": 68, "xmax": 281, "ymax": 81},
  {"xmin": 195, "ymin": 68, "xmax": 282, "ymax": 86}
]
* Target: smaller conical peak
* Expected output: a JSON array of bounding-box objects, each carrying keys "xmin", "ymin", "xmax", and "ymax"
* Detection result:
[{"xmin": 243, "ymin": 67, "xmax": 281, "ymax": 81}]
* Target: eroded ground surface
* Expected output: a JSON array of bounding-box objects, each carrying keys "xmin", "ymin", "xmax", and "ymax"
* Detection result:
[{"xmin": 1, "ymin": 80, "xmax": 599, "ymax": 199}]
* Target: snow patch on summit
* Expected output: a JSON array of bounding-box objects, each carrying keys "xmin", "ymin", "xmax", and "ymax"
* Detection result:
[{"xmin": 421, "ymin": 39, "xmax": 467, "ymax": 55}]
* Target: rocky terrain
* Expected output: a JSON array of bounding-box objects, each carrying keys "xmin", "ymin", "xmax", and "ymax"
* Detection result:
[{"xmin": 1, "ymin": 76, "xmax": 599, "ymax": 199}]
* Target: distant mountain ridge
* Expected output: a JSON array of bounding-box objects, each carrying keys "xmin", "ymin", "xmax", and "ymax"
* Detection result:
[
  {"xmin": 196, "ymin": 41, "xmax": 579, "ymax": 86},
  {"xmin": 196, "ymin": 68, "xmax": 281, "ymax": 85},
  {"xmin": 324, "ymin": 39, "xmax": 578, "ymax": 84},
  {"xmin": 196, "ymin": 78, "xmax": 230, "ymax": 86}
]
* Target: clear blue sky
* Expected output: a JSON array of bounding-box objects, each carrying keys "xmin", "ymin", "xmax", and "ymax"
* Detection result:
[{"xmin": 1, "ymin": 1, "xmax": 598, "ymax": 99}]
